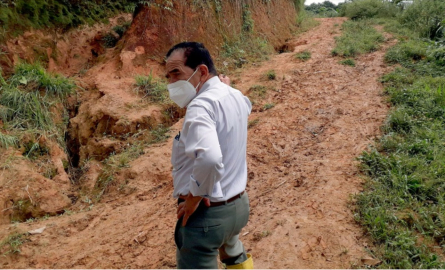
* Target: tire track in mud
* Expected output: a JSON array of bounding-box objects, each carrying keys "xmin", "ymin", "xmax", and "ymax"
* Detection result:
[
  {"xmin": 0, "ymin": 17, "xmax": 394, "ymax": 268},
  {"xmin": 233, "ymin": 17, "xmax": 394, "ymax": 268}
]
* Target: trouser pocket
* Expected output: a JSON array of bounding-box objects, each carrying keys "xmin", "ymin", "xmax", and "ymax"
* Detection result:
[{"xmin": 174, "ymin": 218, "xmax": 183, "ymax": 249}]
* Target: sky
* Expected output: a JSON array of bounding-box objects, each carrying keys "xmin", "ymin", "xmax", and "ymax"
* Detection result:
[{"xmin": 305, "ymin": 0, "xmax": 346, "ymax": 5}]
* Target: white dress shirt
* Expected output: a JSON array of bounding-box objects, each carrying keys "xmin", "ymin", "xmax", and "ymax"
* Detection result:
[{"xmin": 171, "ymin": 76, "xmax": 252, "ymax": 202}]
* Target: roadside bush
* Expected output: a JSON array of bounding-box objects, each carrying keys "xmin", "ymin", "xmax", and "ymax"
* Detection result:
[
  {"xmin": 385, "ymin": 40, "xmax": 428, "ymax": 64},
  {"xmin": 385, "ymin": 39, "xmax": 445, "ymax": 77},
  {"xmin": 399, "ymin": 0, "xmax": 445, "ymax": 40},
  {"xmin": 428, "ymin": 46, "xmax": 445, "ymax": 66},
  {"xmin": 381, "ymin": 18, "xmax": 418, "ymax": 39},
  {"xmin": 339, "ymin": 0, "xmax": 399, "ymax": 20}
]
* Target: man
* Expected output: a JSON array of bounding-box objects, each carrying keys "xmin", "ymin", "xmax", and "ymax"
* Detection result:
[{"xmin": 165, "ymin": 42, "xmax": 253, "ymax": 269}]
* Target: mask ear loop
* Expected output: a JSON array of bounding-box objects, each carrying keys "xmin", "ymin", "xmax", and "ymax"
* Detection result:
[
  {"xmin": 195, "ymin": 81, "xmax": 201, "ymax": 90},
  {"xmin": 186, "ymin": 67, "xmax": 200, "ymax": 82},
  {"xmin": 187, "ymin": 66, "xmax": 202, "ymax": 91}
]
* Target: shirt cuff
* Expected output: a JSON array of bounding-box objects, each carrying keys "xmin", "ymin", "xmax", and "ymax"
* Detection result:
[{"xmin": 189, "ymin": 176, "xmax": 224, "ymax": 198}]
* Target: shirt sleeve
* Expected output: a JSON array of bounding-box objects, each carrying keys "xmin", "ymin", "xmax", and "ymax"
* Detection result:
[{"xmin": 183, "ymin": 105, "xmax": 225, "ymax": 198}]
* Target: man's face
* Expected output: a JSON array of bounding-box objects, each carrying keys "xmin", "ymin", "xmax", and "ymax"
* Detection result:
[{"xmin": 165, "ymin": 50, "xmax": 201, "ymax": 88}]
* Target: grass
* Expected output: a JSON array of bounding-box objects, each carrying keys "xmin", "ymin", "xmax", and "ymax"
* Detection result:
[
  {"xmin": 134, "ymin": 73, "xmax": 169, "ymax": 103},
  {"xmin": 354, "ymin": 20, "xmax": 445, "ymax": 268},
  {"xmin": 10, "ymin": 62, "xmax": 74, "ymax": 98},
  {"xmin": 332, "ymin": 19, "xmax": 385, "ymax": 58},
  {"xmin": 296, "ymin": 10, "xmax": 321, "ymax": 34},
  {"xmin": 339, "ymin": 0, "xmax": 399, "ymax": 20},
  {"xmin": 294, "ymin": 50, "xmax": 311, "ymax": 61},
  {"xmin": 0, "ymin": 132, "xmax": 18, "ymax": 148},
  {"xmin": 248, "ymin": 118, "xmax": 259, "ymax": 129},
  {"xmin": 265, "ymin": 70, "xmax": 276, "ymax": 80},
  {"xmin": 0, "ymin": 232, "xmax": 28, "ymax": 255},
  {"xmin": 0, "ymin": 62, "xmax": 73, "ymax": 150},
  {"xmin": 263, "ymin": 103, "xmax": 275, "ymax": 110},
  {"xmin": 384, "ymin": 40, "xmax": 445, "ymax": 78},
  {"xmin": 397, "ymin": 0, "xmax": 445, "ymax": 40},
  {"xmin": 0, "ymin": 0, "xmax": 136, "ymax": 42},
  {"xmin": 356, "ymin": 81, "xmax": 445, "ymax": 267},
  {"xmin": 219, "ymin": 36, "xmax": 274, "ymax": 71},
  {"xmin": 253, "ymin": 230, "xmax": 271, "ymax": 241},
  {"xmin": 337, "ymin": 2, "xmax": 445, "ymax": 266},
  {"xmin": 248, "ymin": 85, "xmax": 267, "ymax": 98},
  {"xmin": 94, "ymin": 124, "xmax": 170, "ymax": 200},
  {"xmin": 339, "ymin": 58, "xmax": 356, "ymax": 67}
]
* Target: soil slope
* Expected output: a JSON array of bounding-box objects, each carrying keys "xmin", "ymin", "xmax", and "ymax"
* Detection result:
[{"xmin": 1, "ymin": 18, "xmax": 393, "ymax": 268}]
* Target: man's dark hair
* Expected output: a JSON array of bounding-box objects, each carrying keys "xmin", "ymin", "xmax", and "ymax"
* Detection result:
[{"xmin": 166, "ymin": 42, "xmax": 217, "ymax": 75}]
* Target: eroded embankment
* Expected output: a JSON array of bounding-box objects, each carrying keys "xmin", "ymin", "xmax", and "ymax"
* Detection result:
[
  {"xmin": 0, "ymin": 0, "xmax": 300, "ymax": 226},
  {"xmin": 0, "ymin": 17, "xmax": 394, "ymax": 268}
]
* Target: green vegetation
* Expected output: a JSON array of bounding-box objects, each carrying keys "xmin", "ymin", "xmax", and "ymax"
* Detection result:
[
  {"xmin": 339, "ymin": 0, "xmax": 445, "ymax": 268},
  {"xmin": 339, "ymin": 58, "xmax": 356, "ymax": 67},
  {"xmin": 398, "ymin": 0, "xmax": 445, "ymax": 40},
  {"xmin": 305, "ymin": 0, "xmax": 340, "ymax": 18},
  {"xmin": 339, "ymin": 0, "xmax": 445, "ymax": 40},
  {"xmin": 265, "ymin": 70, "xmax": 276, "ymax": 80},
  {"xmin": 218, "ymin": 0, "xmax": 308, "ymax": 71},
  {"xmin": 112, "ymin": 21, "xmax": 131, "ymax": 38},
  {"xmin": 0, "ymin": 62, "xmax": 74, "ymax": 149},
  {"xmin": 95, "ymin": 124, "xmax": 170, "ymax": 200},
  {"xmin": 357, "ymin": 74, "xmax": 445, "ymax": 268},
  {"xmin": 0, "ymin": 0, "xmax": 137, "ymax": 41},
  {"xmin": 134, "ymin": 73, "xmax": 170, "ymax": 103},
  {"xmin": 218, "ymin": 3, "xmax": 273, "ymax": 71},
  {"xmin": 295, "ymin": 50, "xmax": 311, "ymax": 61},
  {"xmin": 296, "ymin": 9, "xmax": 320, "ymax": 34},
  {"xmin": 248, "ymin": 85, "xmax": 267, "ymax": 98},
  {"xmin": 331, "ymin": 20, "xmax": 384, "ymax": 58},
  {"xmin": 220, "ymin": 36, "xmax": 273, "ymax": 70},
  {"xmin": 263, "ymin": 103, "xmax": 275, "ymax": 110},
  {"xmin": 385, "ymin": 40, "xmax": 445, "ymax": 78},
  {"xmin": 338, "ymin": 0, "xmax": 398, "ymax": 20},
  {"xmin": 100, "ymin": 21, "xmax": 130, "ymax": 48},
  {"xmin": 0, "ymin": 132, "xmax": 18, "ymax": 148},
  {"xmin": 0, "ymin": 232, "xmax": 28, "ymax": 255},
  {"xmin": 10, "ymin": 62, "xmax": 74, "ymax": 98},
  {"xmin": 248, "ymin": 118, "xmax": 259, "ymax": 129}
]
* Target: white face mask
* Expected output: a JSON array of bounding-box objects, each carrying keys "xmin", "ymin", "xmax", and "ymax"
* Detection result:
[{"xmin": 167, "ymin": 68, "xmax": 201, "ymax": 108}]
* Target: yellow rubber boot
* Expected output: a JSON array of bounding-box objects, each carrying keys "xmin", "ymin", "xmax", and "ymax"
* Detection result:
[{"xmin": 226, "ymin": 253, "xmax": 253, "ymax": 269}]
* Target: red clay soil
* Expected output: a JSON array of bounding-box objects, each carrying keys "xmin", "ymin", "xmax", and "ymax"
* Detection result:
[{"xmin": 0, "ymin": 18, "xmax": 394, "ymax": 268}]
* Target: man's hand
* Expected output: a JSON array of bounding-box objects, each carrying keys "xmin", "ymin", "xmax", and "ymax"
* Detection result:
[
  {"xmin": 177, "ymin": 193, "xmax": 211, "ymax": 226},
  {"xmin": 219, "ymin": 74, "xmax": 231, "ymax": 85}
]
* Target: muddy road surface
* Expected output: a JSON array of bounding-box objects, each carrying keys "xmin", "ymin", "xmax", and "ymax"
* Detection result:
[{"xmin": 1, "ymin": 17, "xmax": 393, "ymax": 268}]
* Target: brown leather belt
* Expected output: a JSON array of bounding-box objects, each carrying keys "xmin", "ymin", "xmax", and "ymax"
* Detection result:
[{"xmin": 178, "ymin": 191, "xmax": 245, "ymax": 207}]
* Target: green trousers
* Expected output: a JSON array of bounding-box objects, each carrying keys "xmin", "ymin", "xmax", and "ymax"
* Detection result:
[{"xmin": 175, "ymin": 192, "xmax": 250, "ymax": 269}]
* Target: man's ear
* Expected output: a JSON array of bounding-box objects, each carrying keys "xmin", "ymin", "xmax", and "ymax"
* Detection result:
[{"xmin": 198, "ymin": 64, "xmax": 210, "ymax": 81}]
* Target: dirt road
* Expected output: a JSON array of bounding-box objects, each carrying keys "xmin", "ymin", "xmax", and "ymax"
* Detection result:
[{"xmin": 1, "ymin": 17, "xmax": 393, "ymax": 268}]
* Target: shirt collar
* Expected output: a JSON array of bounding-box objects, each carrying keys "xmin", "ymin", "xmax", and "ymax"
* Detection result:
[{"xmin": 196, "ymin": 76, "xmax": 220, "ymax": 96}]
